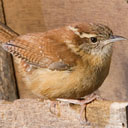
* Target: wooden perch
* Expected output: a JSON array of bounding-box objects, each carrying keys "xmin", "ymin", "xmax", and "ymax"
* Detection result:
[
  {"xmin": 0, "ymin": 0, "xmax": 18, "ymax": 100},
  {"xmin": 0, "ymin": 99, "xmax": 127, "ymax": 128}
]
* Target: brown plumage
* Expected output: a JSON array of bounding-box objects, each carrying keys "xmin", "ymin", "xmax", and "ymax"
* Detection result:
[
  {"xmin": 1, "ymin": 22, "xmax": 126, "ymax": 100},
  {"xmin": 0, "ymin": 22, "xmax": 18, "ymax": 42}
]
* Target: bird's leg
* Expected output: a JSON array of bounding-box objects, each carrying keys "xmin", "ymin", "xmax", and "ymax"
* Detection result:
[
  {"xmin": 49, "ymin": 100, "xmax": 61, "ymax": 117},
  {"xmin": 57, "ymin": 93, "xmax": 102, "ymax": 124},
  {"xmin": 82, "ymin": 93, "xmax": 104, "ymax": 102}
]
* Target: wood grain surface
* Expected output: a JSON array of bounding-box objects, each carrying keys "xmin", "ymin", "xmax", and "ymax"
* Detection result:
[
  {"xmin": 0, "ymin": 99, "xmax": 127, "ymax": 128},
  {"xmin": 2, "ymin": 0, "xmax": 128, "ymax": 101},
  {"xmin": 0, "ymin": 0, "xmax": 18, "ymax": 101}
]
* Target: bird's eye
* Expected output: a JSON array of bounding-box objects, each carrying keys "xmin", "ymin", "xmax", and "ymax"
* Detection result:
[{"xmin": 90, "ymin": 37, "xmax": 97, "ymax": 43}]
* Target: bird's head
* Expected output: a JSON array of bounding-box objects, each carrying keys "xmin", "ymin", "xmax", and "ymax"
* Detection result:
[{"xmin": 68, "ymin": 23, "xmax": 127, "ymax": 57}]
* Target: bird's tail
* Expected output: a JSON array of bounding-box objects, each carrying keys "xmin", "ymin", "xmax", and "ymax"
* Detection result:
[{"xmin": 0, "ymin": 22, "xmax": 18, "ymax": 44}]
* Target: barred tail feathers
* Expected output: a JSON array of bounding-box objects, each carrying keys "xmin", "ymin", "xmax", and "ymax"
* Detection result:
[{"xmin": 0, "ymin": 22, "xmax": 18, "ymax": 43}]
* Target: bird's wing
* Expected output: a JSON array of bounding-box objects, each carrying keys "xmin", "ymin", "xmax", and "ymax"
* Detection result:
[{"xmin": 2, "ymin": 31, "xmax": 80, "ymax": 71}]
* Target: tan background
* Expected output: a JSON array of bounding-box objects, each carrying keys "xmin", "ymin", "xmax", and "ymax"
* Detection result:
[{"xmin": 2, "ymin": 0, "xmax": 128, "ymax": 101}]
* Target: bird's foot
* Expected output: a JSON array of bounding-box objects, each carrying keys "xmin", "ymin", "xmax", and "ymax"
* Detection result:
[
  {"xmin": 57, "ymin": 93, "xmax": 103, "ymax": 125},
  {"xmin": 49, "ymin": 101, "xmax": 61, "ymax": 117}
]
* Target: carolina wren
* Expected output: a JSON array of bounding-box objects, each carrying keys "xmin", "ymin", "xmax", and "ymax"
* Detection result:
[{"xmin": 1, "ymin": 22, "xmax": 127, "ymax": 101}]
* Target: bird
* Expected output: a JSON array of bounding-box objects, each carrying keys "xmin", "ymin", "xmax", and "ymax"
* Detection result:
[{"xmin": 0, "ymin": 22, "xmax": 127, "ymax": 123}]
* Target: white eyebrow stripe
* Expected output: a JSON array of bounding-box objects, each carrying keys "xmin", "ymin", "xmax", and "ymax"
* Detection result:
[
  {"xmin": 80, "ymin": 33, "xmax": 97, "ymax": 38},
  {"xmin": 68, "ymin": 26, "xmax": 97, "ymax": 38}
]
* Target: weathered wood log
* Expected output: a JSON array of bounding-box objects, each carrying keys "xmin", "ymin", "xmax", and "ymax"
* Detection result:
[
  {"xmin": 0, "ymin": 0, "xmax": 18, "ymax": 100},
  {"xmin": 0, "ymin": 99, "xmax": 127, "ymax": 128}
]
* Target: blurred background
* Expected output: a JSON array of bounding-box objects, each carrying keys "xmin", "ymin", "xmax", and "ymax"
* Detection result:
[{"xmin": 0, "ymin": 0, "xmax": 128, "ymax": 101}]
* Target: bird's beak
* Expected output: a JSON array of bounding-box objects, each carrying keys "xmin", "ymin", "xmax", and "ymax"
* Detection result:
[
  {"xmin": 109, "ymin": 35, "xmax": 127, "ymax": 42},
  {"xmin": 103, "ymin": 35, "xmax": 127, "ymax": 46}
]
